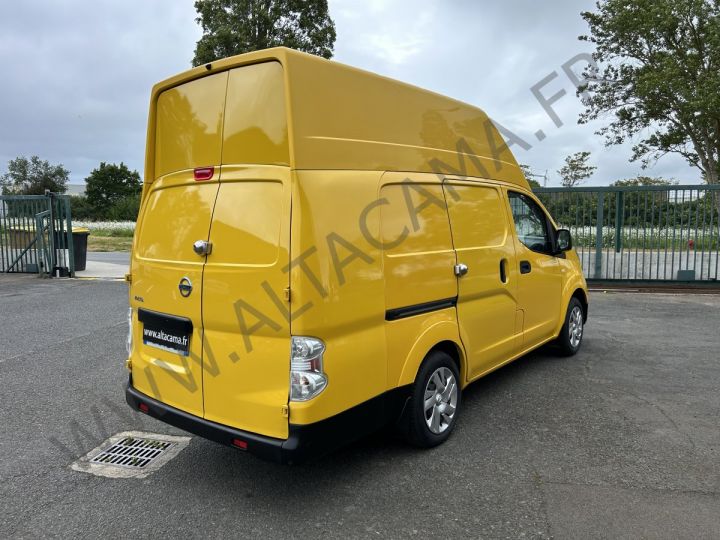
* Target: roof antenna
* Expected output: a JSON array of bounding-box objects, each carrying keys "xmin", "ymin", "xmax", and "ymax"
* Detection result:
[{"xmin": 205, "ymin": 63, "xmax": 212, "ymax": 71}]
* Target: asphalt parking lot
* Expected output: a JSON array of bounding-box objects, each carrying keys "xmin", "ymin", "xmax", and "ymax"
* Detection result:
[{"xmin": 1, "ymin": 275, "xmax": 718, "ymax": 539}]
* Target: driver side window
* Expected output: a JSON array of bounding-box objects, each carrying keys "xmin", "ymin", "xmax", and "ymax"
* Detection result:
[{"xmin": 508, "ymin": 192, "xmax": 551, "ymax": 253}]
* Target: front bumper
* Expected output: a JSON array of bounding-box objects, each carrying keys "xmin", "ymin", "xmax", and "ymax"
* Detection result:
[{"xmin": 125, "ymin": 379, "xmax": 407, "ymax": 464}]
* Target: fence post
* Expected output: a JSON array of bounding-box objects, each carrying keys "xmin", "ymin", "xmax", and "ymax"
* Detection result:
[
  {"xmin": 614, "ymin": 191, "xmax": 623, "ymax": 253},
  {"xmin": 64, "ymin": 196, "xmax": 75, "ymax": 277},
  {"xmin": 46, "ymin": 191, "xmax": 57, "ymax": 276},
  {"xmin": 595, "ymin": 192, "xmax": 604, "ymax": 279}
]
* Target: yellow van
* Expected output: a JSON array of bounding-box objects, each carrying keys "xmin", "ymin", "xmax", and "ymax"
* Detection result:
[{"xmin": 125, "ymin": 47, "xmax": 588, "ymax": 463}]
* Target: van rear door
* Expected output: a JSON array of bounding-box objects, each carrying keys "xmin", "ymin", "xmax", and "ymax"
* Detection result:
[
  {"xmin": 130, "ymin": 72, "xmax": 229, "ymax": 417},
  {"xmin": 200, "ymin": 63, "xmax": 291, "ymax": 440},
  {"xmin": 201, "ymin": 167, "xmax": 291, "ymax": 440}
]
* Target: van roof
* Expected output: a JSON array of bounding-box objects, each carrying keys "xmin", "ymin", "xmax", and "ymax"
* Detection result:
[{"xmin": 145, "ymin": 47, "xmax": 529, "ymax": 189}]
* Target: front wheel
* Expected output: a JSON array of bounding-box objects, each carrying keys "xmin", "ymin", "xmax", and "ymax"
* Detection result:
[
  {"xmin": 555, "ymin": 297, "xmax": 585, "ymax": 356},
  {"xmin": 400, "ymin": 350, "xmax": 461, "ymax": 448}
]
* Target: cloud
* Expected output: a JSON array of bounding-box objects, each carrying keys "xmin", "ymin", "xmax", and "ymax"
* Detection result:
[
  {"xmin": 0, "ymin": 0, "xmax": 200, "ymax": 184},
  {"xmin": 329, "ymin": 0, "xmax": 700, "ymax": 185},
  {"xmin": 337, "ymin": 1, "xmax": 437, "ymax": 65},
  {"xmin": 0, "ymin": 0, "xmax": 700, "ymax": 187}
]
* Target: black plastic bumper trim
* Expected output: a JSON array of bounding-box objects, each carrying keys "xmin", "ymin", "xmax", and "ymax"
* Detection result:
[{"xmin": 125, "ymin": 378, "xmax": 410, "ymax": 464}]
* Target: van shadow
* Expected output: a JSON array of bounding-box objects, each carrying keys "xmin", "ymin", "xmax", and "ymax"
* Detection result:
[
  {"xmin": 460, "ymin": 343, "xmax": 568, "ymax": 408},
  {"xmin": 171, "ymin": 344, "xmax": 568, "ymax": 509}
]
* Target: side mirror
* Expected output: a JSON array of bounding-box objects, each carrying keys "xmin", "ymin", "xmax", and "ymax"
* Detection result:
[{"xmin": 556, "ymin": 229, "xmax": 572, "ymax": 253}]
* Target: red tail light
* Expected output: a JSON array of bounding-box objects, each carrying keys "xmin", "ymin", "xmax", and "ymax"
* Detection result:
[
  {"xmin": 139, "ymin": 403, "xmax": 149, "ymax": 413},
  {"xmin": 194, "ymin": 167, "xmax": 214, "ymax": 181}
]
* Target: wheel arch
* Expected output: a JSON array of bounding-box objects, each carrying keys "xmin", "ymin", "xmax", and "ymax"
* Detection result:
[
  {"xmin": 396, "ymin": 320, "xmax": 467, "ymax": 389},
  {"xmin": 553, "ymin": 281, "xmax": 589, "ymax": 338},
  {"xmin": 571, "ymin": 287, "xmax": 588, "ymax": 322},
  {"xmin": 429, "ymin": 340, "xmax": 464, "ymax": 379}
]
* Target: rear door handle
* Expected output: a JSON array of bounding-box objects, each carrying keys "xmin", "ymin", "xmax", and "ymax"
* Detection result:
[
  {"xmin": 520, "ymin": 260, "xmax": 532, "ymax": 274},
  {"xmin": 499, "ymin": 259, "xmax": 507, "ymax": 283},
  {"xmin": 193, "ymin": 240, "xmax": 212, "ymax": 256},
  {"xmin": 454, "ymin": 263, "xmax": 469, "ymax": 277}
]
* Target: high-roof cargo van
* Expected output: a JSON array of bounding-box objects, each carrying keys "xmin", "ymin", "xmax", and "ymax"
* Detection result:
[{"xmin": 125, "ymin": 48, "xmax": 588, "ymax": 463}]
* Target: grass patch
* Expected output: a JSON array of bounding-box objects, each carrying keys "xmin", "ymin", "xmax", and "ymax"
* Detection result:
[
  {"xmin": 89, "ymin": 228, "xmax": 135, "ymax": 238},
  {"xmin": 88, "ymin": 235, "xmax": 133, "ymax": 252}
]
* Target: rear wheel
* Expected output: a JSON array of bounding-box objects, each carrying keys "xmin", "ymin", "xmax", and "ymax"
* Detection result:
[
  {"xmin": 555, "ymin": 297, "xmax": 584, "ymax": 356},
  {"xmin": 400, "ymin": 350, "xmax": 461, "ymax": 448}
]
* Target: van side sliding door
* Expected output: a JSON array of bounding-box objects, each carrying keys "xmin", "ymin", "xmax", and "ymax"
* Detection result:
[{"xmin": 442, "ymin": 180, "xmax": 521, "ymax": 380}]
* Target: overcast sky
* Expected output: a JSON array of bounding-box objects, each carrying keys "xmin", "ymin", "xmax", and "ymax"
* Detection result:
[{"xmin": 0, "ymin": 0, "xmax": 700, "ymax": 187}]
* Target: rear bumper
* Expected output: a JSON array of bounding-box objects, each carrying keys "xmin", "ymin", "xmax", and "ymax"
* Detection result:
[{"xmin": 125, "ymin": 378, "xmax": 408, "ymax": 464}]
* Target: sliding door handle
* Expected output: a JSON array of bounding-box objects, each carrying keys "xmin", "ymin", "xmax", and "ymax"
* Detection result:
[
  {"xmin": 499, "ymin": 259, "xmax": 507, "ymax": 283},
  {"xmin": 519, "ymin": 260, "xmax": 532, "ymax": 274}
]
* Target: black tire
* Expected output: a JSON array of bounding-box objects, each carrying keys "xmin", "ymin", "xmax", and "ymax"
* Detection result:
[
  {"xmin": 399, "ymin": 350, "xmax": 461, "ymax": 448},
  {"xmin": 555, "ymin": 297, "xmax": 585, "ymax": 356}
]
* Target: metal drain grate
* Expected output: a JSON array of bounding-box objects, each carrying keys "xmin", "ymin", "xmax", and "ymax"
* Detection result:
[
  {"xmin": 90, "ymin": 436, "xmax": 174, "ymax": 469},
  {"xmin": 72, "ymin": 431, "xmax": 190, "ymax": 479}
]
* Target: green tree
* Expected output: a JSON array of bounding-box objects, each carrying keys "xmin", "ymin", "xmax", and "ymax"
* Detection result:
[
  {"xmin": 85, "ymin": 162, "xmax": 141, "ymax": 217},
  {"xmin": 192, "ymin": 0, "xmax": 336, "ymax": 66},
  {"xmin": 1, "ymin": 156, "xmax": 69, "ymax": 195},
  {"xmin": 610, "ymin": 176, "xmax": 675, "ymax": 187},
  {"xmin": 610, "ymin": 177, "xmax": 675, "ymax": 226},
  {"xmin": 518, "ymin": 164, "xmax": 543, "ymax": 189},
  {"xmin": 106, "ymin": 195, "xmax": 141, "ymax": 221},
  {"xmin": 557, "ymin": 151, "xmax": 597, "ymax": 187},
  {"xmin": 526, "ymin": 178, "xmax": 542, "ymax": 190},
  {"xmin": 578, "ymin": 0, "xmax": 720, "ymax": 186},
  {"xmin": 69, "ymin": 195, "xmax": 95, "ymax": 221}
]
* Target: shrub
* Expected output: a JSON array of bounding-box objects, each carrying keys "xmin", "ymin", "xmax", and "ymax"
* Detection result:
[
  {"xmin": 69, "ymin": 195, "xmax": 95, "ymax": 220},
  {"xmin": 106, "ymin": 195, "xmax": 141, "ymax": 221}
]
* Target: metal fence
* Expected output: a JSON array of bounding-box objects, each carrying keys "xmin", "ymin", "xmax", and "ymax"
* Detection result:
[
  {"xmin": 0, "ymin": 193, "xmax": 75, "ymax": 276},
  {"xmin": 534, "ymin": 184, "xmax": 720, "ymax": 285}
]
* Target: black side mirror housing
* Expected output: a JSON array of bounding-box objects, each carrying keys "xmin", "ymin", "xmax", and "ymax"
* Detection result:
[{"xmin": 556, "ymin": 229, "xmax": 572, "ymax": 253}]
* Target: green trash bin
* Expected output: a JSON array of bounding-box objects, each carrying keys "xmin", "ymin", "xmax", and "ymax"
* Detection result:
[{"xmin": 72, "ymin": 227, "xmax": 90, "ymax": 271}]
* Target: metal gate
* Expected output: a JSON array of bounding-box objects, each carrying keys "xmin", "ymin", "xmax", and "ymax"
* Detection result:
[
  {"xmin": 0, "ymin": 193, "xmax": 75, "ymax": 277},
  {"xmin": 534, "ymin": 184, "xmax": 720, "ymax": 285}
]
